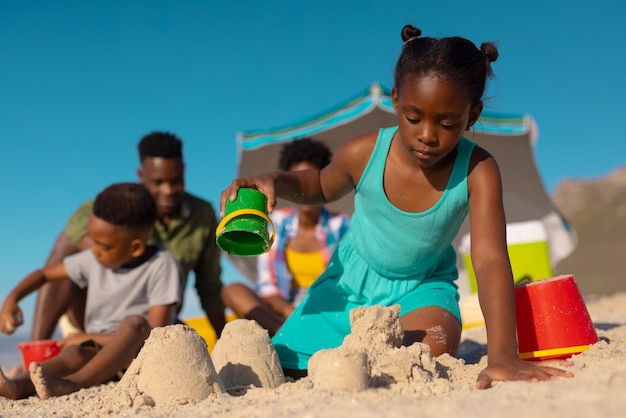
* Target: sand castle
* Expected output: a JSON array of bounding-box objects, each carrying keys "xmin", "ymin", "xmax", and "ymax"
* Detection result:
[
  {"xmin": 309, "ymin": 305, "xmax": 449, "ymax": 392},
  {"xmin": 107, "ymin": 304, "xmax": 453, "ymax": 410},
  {"xmin": 211, "ymin": 304, "xmax": 447, "ymax": 392},
  {"xmin": 111, "ymin": 319, "xmax": 286, "ymax": 407},
  {"xmin": 112, "ymin": 324, "xmax": 225, "ymax": 407},
  {"xmin": 211, "ymin": 319, "xmax": 286, "ymax": 390}
]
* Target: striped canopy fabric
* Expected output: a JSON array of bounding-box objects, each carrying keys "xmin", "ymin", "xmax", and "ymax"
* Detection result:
[{"xmin": 229, "ymin": 83, "xmax": 576, "ymax": 296}]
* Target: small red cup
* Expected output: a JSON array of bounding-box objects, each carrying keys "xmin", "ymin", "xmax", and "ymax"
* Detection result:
[
  {"xmin": 515, "ymin": 275, "xmax": 598, "ymax": 361},
  {"xmin": 17, "ymin": 340, "xmax": 61, "ymax": 370}
]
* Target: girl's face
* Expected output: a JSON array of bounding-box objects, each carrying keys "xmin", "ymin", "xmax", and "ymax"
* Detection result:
[
  {"xmin": 88, "ymin": 215, "xmax": 139, "ymax": 269},
  {"xmin": 392, "ymin": 73, "xmax": 482, "ymax": 168}
]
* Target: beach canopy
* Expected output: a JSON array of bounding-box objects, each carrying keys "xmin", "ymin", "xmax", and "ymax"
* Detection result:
[{"xmin": 229, "ymin": 82, "xmax": 577, "ymax": 298}]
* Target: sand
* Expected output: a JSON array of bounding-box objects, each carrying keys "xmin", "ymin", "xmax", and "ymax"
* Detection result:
[{"xmin": 1, "ymin": 292, "xmax": 625, "ymax": 418}]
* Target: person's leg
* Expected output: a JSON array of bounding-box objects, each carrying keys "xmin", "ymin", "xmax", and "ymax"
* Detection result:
[
  {"xmin": 0, "ymin": 340, "xmax": 97, "ymax": 399},
  {"xmin": 44, "ymin": 342, "xmax": 99, "ymax": 376},
  {"xmin": 0, "ymin": 367, "xmax": 35, "ymax": 399},
  {"xmin": 31, "ymin": 281, "xmax": 86, "ymax": 340},
  {"xmin": 400, "ymin": 306, "xmax": 462, "ymax": 357},
  {"xmin": 30, "ymin": 315, "xmax": 151, "ymax": 399},
  {"xmin": 31, "ymin": 232, "xmax": 85, "ymax": 340},
  {"xmin": 221, "ymin": 283, "xmax": 284, "ymax": 336}
]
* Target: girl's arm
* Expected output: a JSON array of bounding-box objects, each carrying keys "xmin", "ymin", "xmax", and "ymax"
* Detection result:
[
  {"xmin": 467, "ymin": 148, "xmax": 518, "ymax": 355},
  {"xmin": 467, "ymin": 147, "xmax": 572, "ymax": 388},
  {"xmin": 0, "ymin": 263, "xmax": 69, "ymax": 334},
  {"xmin": 220, "ymin": 133, "xmax": 377, "ymax": 216}
]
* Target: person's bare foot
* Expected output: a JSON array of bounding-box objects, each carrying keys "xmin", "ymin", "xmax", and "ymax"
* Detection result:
[
  {"xmin": 7, "ymin": 365, "xmax": 27, "ymax": 379},
  {"xmin": 29, "ymin": 362, "xmax": 82, "ymax": 399},
  {"xmin": 0, "ymin": 366, "xmax": 32, "ymax": 399}
]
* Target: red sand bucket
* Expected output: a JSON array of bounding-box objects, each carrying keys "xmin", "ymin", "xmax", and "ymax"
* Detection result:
[
  {"xmin": 515, "ymin": 275, "xmax": 598, "ymax": 361},
  {"xmin": 17, "ymin": 340, "xmax": 61, "ymax": 370}
]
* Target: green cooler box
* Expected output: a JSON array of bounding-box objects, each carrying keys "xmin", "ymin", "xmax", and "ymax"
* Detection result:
[{"xmin": 459, "ymin": 221, "xmax": 553, "ymax": 293}]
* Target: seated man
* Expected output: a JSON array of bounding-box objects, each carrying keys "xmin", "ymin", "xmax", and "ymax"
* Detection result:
[
  {"xmin": 221, "ymin": 138, "xmax": 350, "ymax": 335},
  {"xmin": 31, "ymin": 132, "xmax": 225, "ymax": 341},
  {"xmin": 0, "ymin": 183, "xmax": 182, "ymax": 399}
]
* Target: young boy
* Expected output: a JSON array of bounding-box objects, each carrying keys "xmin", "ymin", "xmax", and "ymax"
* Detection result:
[
  {"xmin": 0, "ymin": 182, "xmax": 183, "ymax": 399},
  {"xmin": 33, "ymin": 132, "xmax": 225, "ymax": 342}
]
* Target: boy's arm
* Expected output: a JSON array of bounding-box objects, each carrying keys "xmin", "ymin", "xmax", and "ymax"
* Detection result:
[
  {"xmin": 147, "ymin": 304, "xmax": 176, "ymax": 328},
  {"xmin": 58, "ymin": 301, "xmax": 171, "ymax": 348},
  {"xmin": 58, "ymin": 303, "xmax": 177, "ymax": 348},
  {"xmin": 31, "ymin": 202, "xmax": 94, "ymax": 341},
  {"xmin": 144, "ymin": 252, "xmax": 184, "ymax": 329},
  {"xmin": 60, "ymin": 332, "xmax": 113, "ymax": 349},
  {"xmin": 1, "ymin": 263, "xmax": 69, "ymax": 334}
]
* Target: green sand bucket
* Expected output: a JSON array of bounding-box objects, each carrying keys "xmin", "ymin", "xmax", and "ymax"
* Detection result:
[{"xmin": 216, "ymin": 188, "xmax": 275, "ymax": 257}]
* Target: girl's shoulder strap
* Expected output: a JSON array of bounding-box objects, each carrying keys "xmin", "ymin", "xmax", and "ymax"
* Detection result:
[
  {"xmin": 356, "ymin": 126, "xmax": 398, "ymax": 191},
  {"xmin": 457, "ymin": 136, "xmax": 477, "ymax": 157},
  {"xmin": 449, "ymin": 136, "xmax": 478, "ymax": 185}
]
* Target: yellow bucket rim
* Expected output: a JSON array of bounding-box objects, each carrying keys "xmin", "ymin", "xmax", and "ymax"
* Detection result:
[
  {"xmin": 216, "ymin": 208, "xmax": 275, "ymax": 249},
  {"xmin": 518, "ymin": 344, "xmax": 592, "ymax": 360}
]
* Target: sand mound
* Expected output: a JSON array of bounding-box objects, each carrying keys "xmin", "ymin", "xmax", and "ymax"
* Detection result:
[
  {"xmin": 308, "ymin": 347, "xmax": 369, "ymax": 391},
  {"xmin": 3, "ymin": 294, "xmax": 626, "ymax": 417},
  {"xmin": 211, "ymin": 319, "xmax": 285, "ymax": 390},
  {"xmin": 111, "ymin": 324, "xmax": 225, "ymax": 407},
  {"xmin": 309, "ymin": 305, "xmax": 453, "ymax": 394}
]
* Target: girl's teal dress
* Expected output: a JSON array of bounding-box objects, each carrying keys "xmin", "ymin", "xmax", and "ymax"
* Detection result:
[{"xmin": 271, "ymin": 126, "xmax": 476, "ymax": 370}]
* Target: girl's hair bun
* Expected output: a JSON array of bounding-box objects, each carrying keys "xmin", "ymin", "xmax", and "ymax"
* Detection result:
[
  {"xmin": 401, "ymin": 25, "xmax": 422, "ymax": 43},
  {"xmin": 480, "ymin": 42, "xmax": 499, "ymax": 63}
]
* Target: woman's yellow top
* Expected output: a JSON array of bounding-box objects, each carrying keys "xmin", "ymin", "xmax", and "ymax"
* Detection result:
[{"xmin": 285, "ymin": 247, "xmax": 325, "ymax": 288}]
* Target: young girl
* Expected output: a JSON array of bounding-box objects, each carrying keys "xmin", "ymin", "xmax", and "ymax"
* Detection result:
[{"xmin": 220, "ymin": 25, "xmax": 572, "ymax": 389}]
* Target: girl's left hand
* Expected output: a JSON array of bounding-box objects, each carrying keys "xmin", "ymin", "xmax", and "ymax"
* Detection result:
[{"xmin": 475, "ymin": 354, "xmax": 574, "ymax": 389}]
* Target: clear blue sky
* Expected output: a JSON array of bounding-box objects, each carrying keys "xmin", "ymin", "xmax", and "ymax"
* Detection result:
[{"xmin": 2, "ymin": 1, "xmax": 625, "ymax": 327}]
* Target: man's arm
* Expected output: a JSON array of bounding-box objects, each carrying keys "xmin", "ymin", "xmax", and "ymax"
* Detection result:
[
  {"xmin": 31, "ymin": 201, "xmax": 94, "ymax": 340},
  {"xmin": 31, "ymin": 232, "xmax": 80, "ymax": 340}
]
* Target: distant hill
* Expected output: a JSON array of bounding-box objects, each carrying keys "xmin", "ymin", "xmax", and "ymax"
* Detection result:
[{"xmin": 552, "ymin": 166, "xmax": 626, "ymax": 296}]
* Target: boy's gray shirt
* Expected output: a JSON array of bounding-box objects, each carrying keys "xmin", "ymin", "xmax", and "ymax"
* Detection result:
[{"xmin": 64, "ymin": 248, "xmax": 183, "ymax": 334}]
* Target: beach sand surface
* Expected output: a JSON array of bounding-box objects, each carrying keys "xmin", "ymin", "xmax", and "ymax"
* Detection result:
[{"xmin": 1, "ymin": 292, "xmax": 625, "ymax": 418}]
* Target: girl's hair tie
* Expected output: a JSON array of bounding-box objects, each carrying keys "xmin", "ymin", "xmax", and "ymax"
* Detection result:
[{"xmin": 403, "ymin": 36, "xmax": 419, "ymax": 45}]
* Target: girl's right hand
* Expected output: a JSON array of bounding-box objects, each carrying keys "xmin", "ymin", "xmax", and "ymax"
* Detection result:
[{"xmin": 220, "ymin": 174, "xmax": 278, "ymax": 217}]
